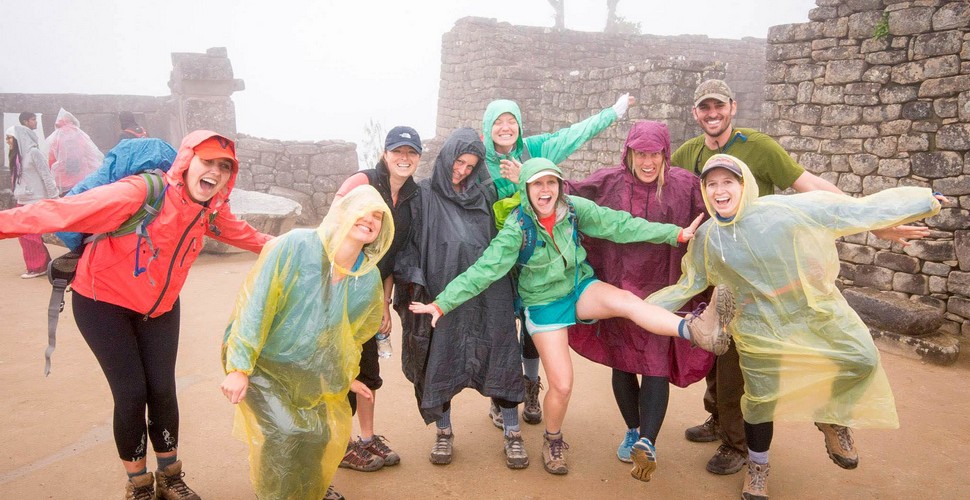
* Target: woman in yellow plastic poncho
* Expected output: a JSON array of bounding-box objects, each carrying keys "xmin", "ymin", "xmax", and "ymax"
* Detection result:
[
  {"xmin": 220, "ymin": 185, "xmax": 394, "ymax": 500},
  {"xmin": 648, "ymin": 154, "xmax": 944, "ymax": 500}
]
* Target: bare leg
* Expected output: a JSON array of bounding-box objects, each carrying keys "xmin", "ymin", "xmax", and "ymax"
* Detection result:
[
  {"xmin": 358, "ymin": 392, "xmax": 376, "ymax": 440},
  {"xmin": 529, "ymin": 328, "xmax": 572, "ymax": 434},
  {"xmin": 576, "ymin": 282, "xmax": 681, "ymax": 336},
  {"xmin": 123, "ymin": 457, "xmax": 149, "ymax": 475}
]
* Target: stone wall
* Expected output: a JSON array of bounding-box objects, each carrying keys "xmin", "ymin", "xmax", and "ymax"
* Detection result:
[
  {"xmin": 233, "ymin": 135, "xmax": 358, "ymax": 225},
  {"xmin": 764, "ymin": 0, "xmax": 970, "ymax": 337},
  {"xmin": 432, "ymin": 17, "xmax": 767, "ymax": 176}
]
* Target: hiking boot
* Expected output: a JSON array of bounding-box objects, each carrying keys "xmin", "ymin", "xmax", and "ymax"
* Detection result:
[
  {"xmin": 685, "ymin": 284, "xmax": 735, "ymax": 355},
  {"xmin": 685, "ymin": 414, "xmax": 720, "ymax": 442},
  {"xmin": 124, "ymin": 472, "xmax": 155, "ymax": 500},
  {"xmin": 430, "ymin": 428, "xmax": 453, "ymax": 465},
  {"xmin": 741, "ymin": 461, "xmax": 770, "ymax": 500},
  {"xmin": 488, "ymin": 400, "xmax": 504, "ymax": 429},
  {"xmin": 155, "ymin": 461, "xmax": 201, "ymax": 500},
  {"xmin": 21, "ymin": 270, "xmax": 46, "ymax": 279},
  {"xmin": 339, "ymin": 439, "xmax": 384, "ymax": 472},
  {"xmin": 706, "ymin": 444, "xmax": 746, "ymax": 475},
  {"xmin": 522, "ymin": 375, "xmax": 543, "ymax": 424},
  {"xmin": 364, "ymin": 435, "xmax": 400, "ymax": 466},
  {"xmin": 617, "ymin": 428, "xmax": 639, "ymax": 463},
  {"xmin": 324, "ymin": 485, "xmax": 345, "ymax": 500},
  {"xmin": 630, "ymin": 437, "xmax": 658, "ymax": 482},
  {"xmin": 503, "ymin": 431, "xmax": 529, "ymax": 469},
  {"xmin": 815, "ymin": 422, "xmax": 858, "ymax": 469},
  {"xmin": 541, "ymin": 433, "xmax": 569, "ymax": 475}
]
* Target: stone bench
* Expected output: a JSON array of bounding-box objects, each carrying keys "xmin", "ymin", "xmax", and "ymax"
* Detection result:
[{"xmin": 202, "ymin": 189, "xmax": 302, "ymax": 254}]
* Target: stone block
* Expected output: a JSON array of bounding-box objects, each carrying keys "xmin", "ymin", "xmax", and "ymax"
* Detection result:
[
  {"xmin": 949, "ymin": 297, "xmax": 970, "ymax": 319},
  {"xmin": 903, "ymin": 240, "xmax": 956, "ymax": 262},
  {"xmin": 782, "ymin": 104, "xmax": 822, "ymax": 125},
  {"xmin": 849, "ymin": 154, "xmax": 879, "ymax": 175},
  {"xmin": 837, "ymin": 173, "xmax": 862, "ymax": 193},
  {"xmin": 862, "ymin": 65, "xmax": 891, "ymax": 84},
  {"xmin": 779, "ymin": 136, "xmax": 819, "ymax": 152},
  {"xmin": 843, "ymin": 286, "xmax": 943, "ymax": 336},
  {"xmin": 927, "ymin": 208, "xmax": 970, "ymax": 231},
  {"xmin": 937, "ymin": 124, "xmax": 970, "ymax": 150},
  {"xmin": 888, "ymin": 7, "xmax": 935, "ymax": 36},
  {"xmin": 923, "ymin": 261, "xmax": 952, "ymax": 277},
  {"xmin": 930, "ymin": 276, "xmax": 948, "ymax": 294},
  {"xmin": 911, "ymin": 151, "xmax": 963, "ymax": 178},
  {"xmin": 879, "ymin": 84, "xmax": 919, "ymax": 104},
  {"xmin": 862, "ymin": 175, "xmax": 898, "ymax": 195},
  {"xmin": 203, "ymin": 189, "xmax": 301, "ymax": 254},
  {"xmin": 820, "ymin": 139, "xmax": 863, "ymax": 154},
  {"xmin": 949, "ymin": 271, "xmax": 970, "ymax": 297},
  {"xmin": 901, "ymin": 101, "xmax": 933, "ymax": 120},
  {"xmin": 913, "ymin": 30, "xmax": 963, "ymax": 59},
  {"xmin": 893, "ymin": 272, "xmax": 928, "ymax": 295},
  {"xmin": 268, "ymin": 186, "xmax": 317, "ymax": 225},
  {"xmin": 847, "ymin": 11, "xmax": 886, "ymax": 39},
  {"xmin": 800, "ymin": 125, "xmax": 840, "ymax": 139},
  {"xmin": 956, "ymin": 230, "xmax": 970, "ymax": 271},
  {"xmin": 870, "ymin": 329, "xmax": 960, "ymax": 366},
  {"xmin": 852, "ymin": 265, "xmax": 894, "ymax": 290},
  {"xmin": 898, "ymin": 133, "xmax": 929, "ymax": 152},
  {"xmin": 825, "ymin": 59, "xmax": 867, "ymax": 84},
  {"xmin": 838, "ymin": 241, "xmax": 877, "ymax": 264},
  {"xmin": 875, "ymin": 251, "xmax": 920, "ymax": 273},
  {"xmin": 919, "ymin": 75, "xmax": 970, "ymax": 98},
  {"xmin": 862, "ymin": 104, "xmax": 901, "ymax": 122},
  {"xmin": 840, "ymin": 261, "xmax": 857, "ymax": 281},
  {"xmin": 934, "ymin": 97, "xmax": 959, "ymax": 118},
  {"xmin": 877, "ymin": 159, "xmax": 911, "ymax": 177},
  {"xmin": 863, "ymin": 137, "xmax": 898, "ymax": 158},
  {"xmin": 821, "ymin": 105, "xmax": 862, "ymax": 126}
]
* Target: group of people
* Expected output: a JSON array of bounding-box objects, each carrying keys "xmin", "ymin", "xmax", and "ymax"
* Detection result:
[{"xmin": 0, "ymin": 78, "xmax": 945, "ymax": 500}]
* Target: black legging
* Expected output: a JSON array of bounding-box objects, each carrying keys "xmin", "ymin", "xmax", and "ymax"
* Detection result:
[
  {"xmin": 521, "ymin": 314, "xmax": 539, "ymax": 360},
  {"xmin": 744, "ymin": 420, "xmax": 773, "ymax": 453},
  {"xmin": 612, "ymin": 370, "xmax": 669, "ymax": 443},
  {"xmin": 72, "ymin": 292, "xmax": 181, "ymax": 462}
]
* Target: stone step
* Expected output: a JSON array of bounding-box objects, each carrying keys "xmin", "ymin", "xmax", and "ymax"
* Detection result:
[
  {"xmin": 843, "ymin": 286, "xmax": 943, "ymax": 337},
  {"xmin": 871, "ymin": 328, "xmax": 960, "ymax": 366}
]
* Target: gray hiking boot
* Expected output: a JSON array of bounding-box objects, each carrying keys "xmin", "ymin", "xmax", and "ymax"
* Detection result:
[
  {"xmin": 542, "ymin": 432, "xmax": 569, "ymax": 475},
  {"xmin": 685, "ymin": 414, "xmax": 720, "ymax": 442},
  {"xmin": 363, "ymin": 435, "xmax": 400, "ymax": 466},
  {"xmin": 488, "ymin": 400, "xmax": 504, "ymax": 429},
  {"xmin": 522, "ymin": 375, "xmax": 543, "ymax": 424},
  {"xmin": 430, "ymin": 428, "xmax": 454, "ymax": 465},
  {"xmin": 504, "ymin": 431, "xmax": 529, "ymax": 469},
  {"xmin": 685, "ymin": 284, "xmax": 735, "ymax": 355},
  {"xmin": 706, "ymin": 444, "xmax": 747, "ymax": 475}
]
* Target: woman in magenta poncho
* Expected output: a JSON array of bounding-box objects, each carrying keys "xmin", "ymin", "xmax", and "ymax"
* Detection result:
[{"xmin": 567, "ymin": 121, "xmax": 712, "ymax": 482}]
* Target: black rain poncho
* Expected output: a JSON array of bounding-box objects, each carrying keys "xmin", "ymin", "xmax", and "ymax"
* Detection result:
[{"xmin": 395, "ymin": 128, "xmax": 523, "ymax": 424}]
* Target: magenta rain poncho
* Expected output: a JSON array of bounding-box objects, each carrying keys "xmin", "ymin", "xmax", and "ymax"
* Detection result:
[
  {"xmin": 648, "ymin": 154, "xmax": 941, "ymax": 428},
  {"xmin": 45, "ymin": 108, "xmax": 104, "ymax": 194}
]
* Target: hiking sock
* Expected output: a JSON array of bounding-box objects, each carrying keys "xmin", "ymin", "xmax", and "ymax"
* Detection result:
[
  {"xmin": 678, "ymin": 319, "xmax": 690, "ymax": 341},
  {"xmin": 436, "ymin": 409, "xmax": 452, "ymax": 430},
  {"xmin": 523, "ymin": 357, "xmax": 540, "ymax": 381},
  {"xmin": 127, "ymin": 467, "xmax": 148, "ymax": 479},
  {"xmin": 501, "ymin": 407, "xmax": 520, "ymax": 436},
  {"xmin": 748, "ymin": 449, "xmax": 769, "ymax": 465},
  {"xmin": 156, "ymin": 454, "xmax": 177, "ymax": 471},
  {"xmin": 359, "ymin": 435, "xmax": 373, "ymax": 445}
]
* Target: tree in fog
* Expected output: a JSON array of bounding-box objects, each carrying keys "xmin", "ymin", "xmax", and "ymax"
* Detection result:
[
  {"xmin": 548, "ymin": 0, "xmax": 564, "ymax": 29},
  {"xmin": 605, "ymin": 0, "xmax": 641, "ymax": 34},
  {"xmin": 359, "ymin": 118, "xmax": 386, "ymax": 170}
]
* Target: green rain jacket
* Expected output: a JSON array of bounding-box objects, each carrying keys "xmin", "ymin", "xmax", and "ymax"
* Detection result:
[
  {"xmin": 222, "ymin": 185, "xmax": 394, "ymax": 500},
  {"xmin": 648, "ymin": 154, "xmax": 941, "ymax": 428},
  {"xmin": 483, "ymin": 99, "xmax": 618, "ymax": 199},
  {"xmin": 435, "ymin": 158, "xmax": 682, "ymax": 314}
]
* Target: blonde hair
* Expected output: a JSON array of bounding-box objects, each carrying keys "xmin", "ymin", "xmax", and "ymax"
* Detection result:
[{"xmin": 626, "ymin": 149, "xmax": 666, "ymax": 203}]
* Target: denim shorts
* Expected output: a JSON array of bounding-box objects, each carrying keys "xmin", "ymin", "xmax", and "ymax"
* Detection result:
[{"xmin": 523, "ymin": 277, "xmax": 598, "ymax": 334}]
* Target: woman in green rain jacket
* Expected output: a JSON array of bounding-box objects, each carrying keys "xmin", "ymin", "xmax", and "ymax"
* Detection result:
[
  {"xmin": 411, "ymin": 157, "xmax": 733, "ymax": 476},
  {"xmin": 648, "ymin": 154, "xmax": 945, "ymax": 500},
  {"xmin": 220, "ymin": 185, "xmax": 394, "ymax": 500}
]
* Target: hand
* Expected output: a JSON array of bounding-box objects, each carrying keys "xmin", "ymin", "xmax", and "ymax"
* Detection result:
[
  {"xmin": 500, "ymin": 158, "xmax": 522, "ymax": 183},
  {"xmin": 612, "ymin": 93, "xmax": 635, "ymax": 118},
  {"xmin": 221, "ymin": 371, "xmax": 249, "ymax": 404},
  {"xmin": 350, "ymin": 379, "xmax": 373, "ymax": 401},
  {"xmin": 378, "ymin": 304, "xmax": 392, "ymax": 335},
  {"xmin": 409, "ymin": 301, "xmax": 442, "ymax": 327},
  {"xmin": 871, "ymin": 225, "xmax": 930, "ymax": 247},
  {"xmin": 679, "ymin": 213, "xmax": 705, "ymax": 242},
  {"xmin": 933, "ymin": 193, "xmax": 949, "ymax": 204}
]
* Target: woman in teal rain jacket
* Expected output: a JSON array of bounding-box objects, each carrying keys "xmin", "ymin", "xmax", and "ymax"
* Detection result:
[
  {"xmin": 411, "ymin": 157, "xmax": 733, "ymax": 476},
  {"xmin": 220, "ymin": 185, "xmax": 394, "ymax": 500},
  {"xmin": 647, "ymin": 154, "xmax": 945, "ymax": 500}
]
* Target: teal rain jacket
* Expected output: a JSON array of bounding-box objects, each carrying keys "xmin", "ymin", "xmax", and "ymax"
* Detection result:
[{"xmin": 648, "ymin": 154, "xmax": 941, "ymax": 428}]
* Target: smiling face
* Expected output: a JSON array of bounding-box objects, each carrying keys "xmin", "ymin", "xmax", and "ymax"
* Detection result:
[
  {"xmin": 348, "ymin": 210, "xmax": 384, "ymax": 245},
  {"xmin": 692, "ymin": 98, "xmax": 737, "ymax": 143},
  {"xmin": 451, "ymin": 153, "xmax": 478, "ymax": 191},
  {"xmin": 527, "ymin": 174, "xmax": 561, "ymax": 218},
  {"xmin": 630, "ymin": 150, "xmax": 665, "ymax": 184},
  {"xmin": 703, "ymin": 168, "xmax": 743, "ymax": 219},
  {"xmin": 382, "ymin": 145, "xmax": 420, "ymax": 181},
  {"xmin": 183, "ymin": 154, "xmax": 233, "ymax": 203},
  {"xmin": 490, "ymin": 113, "xmax": 520, "ymax": 154}
]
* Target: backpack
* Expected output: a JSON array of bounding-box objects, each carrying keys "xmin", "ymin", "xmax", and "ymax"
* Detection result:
[
  {"xmin": 509, "ymin": 200, "xmax": 581, "ymax": 314},
  {"xmin": 44, "ymin": 138, "xmax": 176, "ymax": 376}
]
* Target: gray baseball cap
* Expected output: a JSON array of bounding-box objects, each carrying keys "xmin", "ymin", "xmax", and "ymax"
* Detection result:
[{"xmin": 694, "ymin": 79, "xmax": 734, "ymax": 107}]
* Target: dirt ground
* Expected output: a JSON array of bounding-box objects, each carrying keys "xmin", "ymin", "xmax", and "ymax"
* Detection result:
[{"xmin": 0, "ymin": 239, "xmax": 967, "ymax": 499}]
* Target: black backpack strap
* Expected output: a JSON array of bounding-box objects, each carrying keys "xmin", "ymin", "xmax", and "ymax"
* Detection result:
[{"xmin": 44, "ymin": 252, "xmax": 81, "ymax": 376}]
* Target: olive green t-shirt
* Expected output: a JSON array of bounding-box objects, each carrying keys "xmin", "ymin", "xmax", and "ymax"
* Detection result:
[{"xmin": 671, "ymin": 127, "xmax": 805, "ymax": 197}]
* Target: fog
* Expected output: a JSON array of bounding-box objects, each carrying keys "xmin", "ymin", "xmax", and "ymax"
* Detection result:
[{"xmin": 1, "ymin": 0, "xmax": 815, "ymax": 147}]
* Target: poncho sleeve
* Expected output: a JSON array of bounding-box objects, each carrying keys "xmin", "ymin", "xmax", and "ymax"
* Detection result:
[
  {"xmin": 773, "ymin": 187, "xmax": 940, "ymax": 237},
  {"xmin": 646, "ymin": 225, "xmax": 711, "ymax": 312}
]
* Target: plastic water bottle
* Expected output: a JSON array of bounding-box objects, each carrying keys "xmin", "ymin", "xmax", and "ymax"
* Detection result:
[{"xmin": 376, "ymin": 333, "xmax": 392, "ymax": 360}]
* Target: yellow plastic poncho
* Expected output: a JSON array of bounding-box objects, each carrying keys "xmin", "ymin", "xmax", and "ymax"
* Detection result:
[
  {"xmin": 222, "ymin": 185, "xmax": 394, "ymax": 500},
  {"xmin": 649, "ymin": 154, "xmax": 940, "ymax": 428}
]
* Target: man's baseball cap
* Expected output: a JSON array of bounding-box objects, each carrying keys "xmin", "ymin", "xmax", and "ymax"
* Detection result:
[
  {"xmin": 694, "ymin": 79, "xmax": 734, "ymax": 107},
  {"xmin": 384, "ymin": 126, "xmax": 422, "ymax": 154}
]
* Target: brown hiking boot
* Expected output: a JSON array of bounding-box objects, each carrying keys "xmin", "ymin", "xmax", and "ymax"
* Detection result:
[
  {"xmin": 339, "ymin": 439, "xmax": 384, "ymax": 471},
  {"xmin": 430, "ymin": 428, "xmax": 454, "ymax": 465},
  {"xmin": 706, "ymin": 444, "xmax": 747, "ymax": 475},
  {"xmin": 741, "ymin": 461, "xmax": 770, "ymax": 500},
  {"xmin": 685, "ymin": 284, "xmax": 735, "ymax": 355},
  {"xmin": 155, "ymin": 461, "xmax": 200, "ymax": 500},
  {"xmin": 124, "ymin": 472, "xmax": 155, "ymax": 500},
  {"xmin": 503, "ymin": 431, "xmax": 529, "ymax": 469},
  {"xmin": 685, "ymin": 414, "xmax": 720, "ymax": 442},
  {"xmin": 542, "ymin": 433, "xmax": 570, "ymax": 475},
  {"xmin": 522, "ymin": 376, "xmax": 543, "ymax": 424},
  {"xmin": 815, "ymin": 422, "xmax": 859, "ymax": 469},
  {"xmin": 364, "ymin": 435, "xmax": 400, "ymax": 466}
]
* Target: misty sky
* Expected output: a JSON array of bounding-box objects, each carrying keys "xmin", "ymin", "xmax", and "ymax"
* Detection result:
[{"xmin": 2, "ymin": 0, "xmax": 816, "ymax": 150}]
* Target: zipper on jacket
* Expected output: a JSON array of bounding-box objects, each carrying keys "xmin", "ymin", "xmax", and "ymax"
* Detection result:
[
  {"xmin": 180, "ymin": 237, "xmax": 197, "ymax": 268},
  {"xmin": 144, "ymin": 208, "xmax": 206, "ymax": 320}
]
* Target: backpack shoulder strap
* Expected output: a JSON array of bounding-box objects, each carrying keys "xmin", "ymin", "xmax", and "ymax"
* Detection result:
[
  {"xmin": 110, "ymin": 170, "xmax": 167, "ymax": 238},
  {"xmin": 514, "ymin": 206, "xmax": 538, "ymax": 267}
]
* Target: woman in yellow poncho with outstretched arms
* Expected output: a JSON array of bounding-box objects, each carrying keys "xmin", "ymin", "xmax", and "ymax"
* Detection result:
[
  {"xmin": 220, "ymin": 185, "xmax": 394, "ymax": 500},
  {"xmin": 648, "ymin": 154, "xmax": 945, "ymax": 500}
]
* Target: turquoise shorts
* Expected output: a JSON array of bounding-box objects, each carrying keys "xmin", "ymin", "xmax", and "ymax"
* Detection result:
[{"xmin": 523, "ymin": 277, "xmax": 598, "ymax": 334}]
